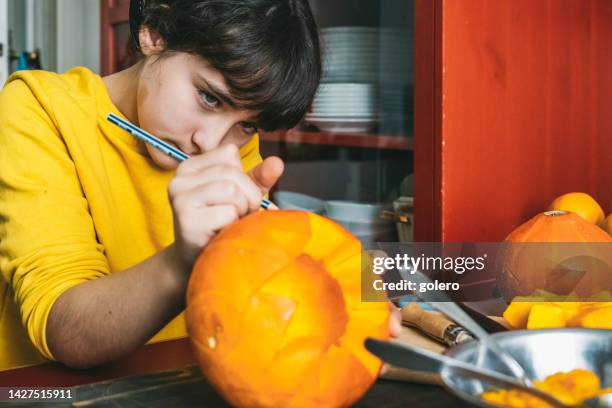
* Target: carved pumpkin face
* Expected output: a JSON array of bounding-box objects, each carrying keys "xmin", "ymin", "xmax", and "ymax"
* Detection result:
[{"xmin": 186, "ymin": 210, "xmax": 389, "ymax": 407}]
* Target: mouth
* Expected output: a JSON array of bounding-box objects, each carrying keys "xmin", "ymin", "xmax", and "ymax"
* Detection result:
[{"xmin": 162, "ymin": 140, "xmax": 190, "ymax": 156}]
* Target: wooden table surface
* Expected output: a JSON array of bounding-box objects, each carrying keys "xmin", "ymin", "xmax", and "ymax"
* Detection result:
[{"xmin": 0, "ymin": 337, "xmax": 472, "ymax": 407}]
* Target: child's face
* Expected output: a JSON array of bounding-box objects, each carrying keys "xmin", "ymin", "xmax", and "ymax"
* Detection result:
[{"xmin": 136, "ymin": 52, "xmax": 259, "ymax": 170}]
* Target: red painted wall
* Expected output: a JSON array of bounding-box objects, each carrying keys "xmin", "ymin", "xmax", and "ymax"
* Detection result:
[{"xmin": 441, "ymin": 0, "xmax": 612, "ymax": 241}]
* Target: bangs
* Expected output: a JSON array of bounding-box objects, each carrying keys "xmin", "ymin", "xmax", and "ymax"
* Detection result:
[
  {"xmin": 211, "ymin": 37, "xmax": 321, "ymax": 132},
  {"xmin": 146, "ymin": 0, "xmax": 322, "ymax": 131}
]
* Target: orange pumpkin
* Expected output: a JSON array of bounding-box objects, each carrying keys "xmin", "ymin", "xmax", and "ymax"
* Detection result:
[
  {"xmin": 497, "ymin": 210, "xmax": 612, "ymax": 301},
  {"xmin": 186, "ymin": 210, "xmax": 390, "ymax": 408},
  {"xmin": 549, "ymin": 192, "xmax": 605, "ymax": 225}
]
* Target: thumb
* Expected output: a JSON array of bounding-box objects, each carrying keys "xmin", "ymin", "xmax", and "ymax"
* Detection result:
[{"xmin": 248, "ymin": 156, "xmax": 284, "ymax": 195}]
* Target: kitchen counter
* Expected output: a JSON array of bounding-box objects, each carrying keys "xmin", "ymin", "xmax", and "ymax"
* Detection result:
[{"xmin": 0, "ymin": 337, "xmax": 471, "ymax": 407}]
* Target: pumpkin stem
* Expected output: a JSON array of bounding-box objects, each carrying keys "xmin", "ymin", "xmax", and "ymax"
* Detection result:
[{"xmin": 544, "ymin": 210, "xmax": 568, "ymax": 216}]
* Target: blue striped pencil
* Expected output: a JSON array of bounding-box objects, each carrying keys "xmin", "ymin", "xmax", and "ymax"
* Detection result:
[{"xmin": 107, "ymin": 113, "xmax": 275, "ymax": 210}]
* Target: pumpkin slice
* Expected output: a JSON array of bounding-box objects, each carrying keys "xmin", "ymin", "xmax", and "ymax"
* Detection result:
[{"xmin": 526, "ymin": 304, "xmax": 567, "ymax": 329}]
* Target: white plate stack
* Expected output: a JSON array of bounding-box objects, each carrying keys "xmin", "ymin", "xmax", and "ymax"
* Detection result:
[
  {"xmin": 306, "ymin": 83, "xmax": 380, "ymax": 133},
  {"xmin": 306, "ymin": 27, "xmax": 381, "ymax": 133},
  {"xmin": 321, "ymin": 27, "xmax": 380, "ymax": 83},
  {"xmin": 306, "ymin": 26, "xmax": 412, "ymax": 134}
]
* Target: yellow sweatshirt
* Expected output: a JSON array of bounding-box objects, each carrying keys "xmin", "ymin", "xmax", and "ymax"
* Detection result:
[{"xmin": 0, "ymin": 67, "xmax": 262, "ymax": 371}]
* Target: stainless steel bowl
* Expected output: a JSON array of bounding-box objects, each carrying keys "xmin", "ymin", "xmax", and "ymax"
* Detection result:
[
  {"xmin": 273, "ymin": 191, "xmax": 325, "ymax": 214},
  {"xmin": 441, "ymin": 329, "xmax": 612, "ymax": 407}
]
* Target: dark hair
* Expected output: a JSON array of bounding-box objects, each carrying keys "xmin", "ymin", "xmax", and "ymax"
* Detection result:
[{"xmin": 130, "ymin": 0, "xmax": 321, "ymax": 131}]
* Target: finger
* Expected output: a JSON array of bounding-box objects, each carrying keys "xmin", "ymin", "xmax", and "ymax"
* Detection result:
[
  {"xmin": 248, "ymin": 156, "xmax": 284, "ymax": 194},
  {"xmin": 388, "ymin": 302, "xmax": 402, "ymax": 337},
  {"xmin": 177, "ymin": 144, "xmax": 242, "ymax": 175},
  {"xmin": 193, "ymin": 204, "xmax": 240, "ymax": 233},
  {"xmin": 171, "ymin": 165, "xmax": 262, "ymax": 210},
  {"xmin": 176, "ymin": 180, "xmax": 252, "ymax": 217}
]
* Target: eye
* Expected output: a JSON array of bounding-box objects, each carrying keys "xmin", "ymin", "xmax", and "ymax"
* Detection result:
[
  {"xmin": 199, "ymin": 91, "xmax": 220, "ymax": 109},
  {"xmin": 239, "ymin": 122, "xmax": 258, "ymax": 135}
]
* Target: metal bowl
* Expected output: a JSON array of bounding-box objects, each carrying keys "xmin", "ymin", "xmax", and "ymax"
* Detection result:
[
  {"xmin": 323, "ymin": 200, "xmax": 391, "ymax": 223},
  {"xmin": 441, "ymin": 329, "xmax": 612, "ymax": 407},
  {"xmin": 273, "ymin": 191, "xmax": 325, "ymax": 214}
]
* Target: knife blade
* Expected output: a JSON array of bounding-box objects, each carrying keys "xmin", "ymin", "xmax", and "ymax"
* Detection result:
[
  {"xmin": 364, "ymin": 338, "xmax": 566, "ymax": 408},
  {"xmin": 366, "ymin": 338, "xmax": 444, "ymax": 373}
]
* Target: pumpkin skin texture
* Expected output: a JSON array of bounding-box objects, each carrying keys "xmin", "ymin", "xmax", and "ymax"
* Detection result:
[
  {"xmin": 497, "ymin": 211, "xmax": 612, "ymax": 301},
  {"xmin": 549, "ymin": 192, "xmax": 605, "ymax": 225},
  {"xmin": 186, "ymin": 210, "xmax": 390, "ymax": 408},
  {"xmin": 602, "ymin": 214, "xmax": 612, "ymax": 236}
]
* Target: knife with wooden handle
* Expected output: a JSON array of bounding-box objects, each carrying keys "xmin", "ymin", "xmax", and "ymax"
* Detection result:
[{"xmin": 401, "ymin": 302, "xmax": 474, "ymax": 346}]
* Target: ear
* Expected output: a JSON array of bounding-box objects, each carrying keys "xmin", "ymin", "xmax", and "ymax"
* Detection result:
[{"xmin": 139, "ymin": 26, "xmax": 166, "ymax": 56}]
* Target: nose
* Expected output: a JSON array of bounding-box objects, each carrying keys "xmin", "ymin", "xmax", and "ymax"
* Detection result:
[{"xmin": 191, "ymin": 117, "xmax": 234, "ymax": 154}]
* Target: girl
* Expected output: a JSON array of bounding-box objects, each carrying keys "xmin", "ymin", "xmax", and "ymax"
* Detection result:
[{"xmin": 0, "ymin": 0, "xmax": 400, "ymax": 371}]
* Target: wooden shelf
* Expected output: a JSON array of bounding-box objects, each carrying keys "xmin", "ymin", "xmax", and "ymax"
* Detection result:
[{"xmin": 261, "ymin": 130, "xmax": 413, "ymax": 150}]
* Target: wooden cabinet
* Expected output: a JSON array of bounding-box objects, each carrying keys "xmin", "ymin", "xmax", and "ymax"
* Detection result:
[
  {"xmin": 100, "ymin": 0, "xmax": 611, "ymax": 243},
  {"xmin": 426, "ymin": 0, "xmax": 612, "ymax": 241},
  {"xmin": 261, "ymin": 0, "xmax": 415, "ymax": 249},
  {"xmin": 100, "ymin": 0, "xmax": 138, "ymax": 76}
]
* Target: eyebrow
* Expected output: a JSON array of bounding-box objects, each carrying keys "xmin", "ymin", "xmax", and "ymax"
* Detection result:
[{"xmin": 199, "ymin": 77, "xmax": 238, "ymax": 109}]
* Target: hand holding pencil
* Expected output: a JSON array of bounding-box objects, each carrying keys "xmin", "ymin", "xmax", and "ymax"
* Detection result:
[
  {"xmin": 168, "ymin": 145, "xmax": 282, "ymax": 265},
  {"xmin": 107, "ymin": 113, "xmax": 283, "ymax": 266},
  {"xmin": 107, "ymin": 113, "xmax": 278, "ymax": 210}
]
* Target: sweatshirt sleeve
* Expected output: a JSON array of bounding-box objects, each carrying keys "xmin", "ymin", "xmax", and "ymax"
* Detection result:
[{"xmin": 0, "ymin": 78, "xmax": 110, "ymax": 360}]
